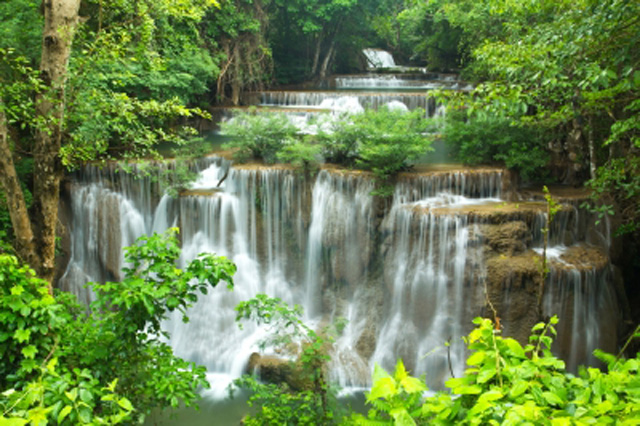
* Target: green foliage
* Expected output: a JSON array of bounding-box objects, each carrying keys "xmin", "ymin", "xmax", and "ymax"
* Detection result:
[
  {"xmin": 0, "ymin": 256, "xmax": 63, "ymax": 388},
  {"xmin": 1, "ymin": 361, "xmax": 134, "ymax": 425},
  {"xmin": 315, "ymin": 113, "xmax": 365, "ymax": 166},
  {"xmin": 0, "ymin": 228, "xmax": 237, "ymax": 424},
  {"xmin": 277, "ymin": 138, "xmax": 323, "ymax": 176},
  {"xmin": 233, "ymin": 294, "xmax": 341, "ymax": 425},
  {"xmin": 370, "ymin": 0, "xmax": 462, "ymax": 70},
  {"xmin": 443, "ymin": 110, "xmax": 549, "ymax": 181},
  {"xmin": 0, "ymin": 1, "xmax": 42, "ymax": 66},
  {"xmin": 221, "ymin": 109, "xmax": 298, "ymax": 163},
  {"xmin": 203, "ymin": 0, "xmax": 273, "ymax": 102},
  {"xmin": 353, "ymin": 360, "xmax": 427, "ymax": 425},
  {"xmin": 353, "ymin": 108, "xmax": 433, "ymax": 186},
  {"xmin": 357, "ymin": 316, "xmax": 640, "ymax": 425},
  {"xmin": 585, "ymin": 157, "xmax": 640, "ymax": 237},
  {"xmin": 316, "ymin": 107, "xmax": 434, "ymax": 192},
  {"xmin": 269, "ymin": 0, "xmax": 362, "ymax": 81}
]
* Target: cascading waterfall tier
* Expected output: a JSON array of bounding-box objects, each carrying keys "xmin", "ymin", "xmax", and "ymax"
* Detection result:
[
  {"xmin": 258, "ymin": 91, "xmax": 430, "ymax": 111},
  {"xmin": 60, "ymin": 160, "xmax": 620, "ymax": 394}
]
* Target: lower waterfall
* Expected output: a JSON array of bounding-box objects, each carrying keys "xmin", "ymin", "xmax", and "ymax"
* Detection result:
[{"xmin": 60, "ymin": 157, "xmax": 619, "ymax": 397}]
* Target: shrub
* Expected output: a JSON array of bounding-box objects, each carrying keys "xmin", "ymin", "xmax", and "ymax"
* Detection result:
[
  {"xmin": 0, "ymin": 228, "xmax": 237, "ymax": 424},
  {"xmin": 355, "ymin": 316, "xmax": 640, "ymax": 425},
  {"xmin": 221, "ymin": 108, "xmax": 298, "ymax": 163},
  {"xmin": 444, "ymin": 110, "xmax": 549, "ymax": 181},
  {"xmin": 276, "ymin": 138, "xmax": 323, "ymax": 176},
  {"xmin": 354, "ymin": 107, "xmax": 434, "ymax": 187},
  {"xmin": 232, "ymin": 294, "xmax": 342, "ymax": 425},
  {"xmin": 316, "ymin": 107, "xmax": 434, "ymax": 193}
]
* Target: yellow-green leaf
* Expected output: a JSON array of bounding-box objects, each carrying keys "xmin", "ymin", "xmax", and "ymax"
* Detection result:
[{"xmin": 369, "ymin": 377, "xmax": 398, "ymax": 400}]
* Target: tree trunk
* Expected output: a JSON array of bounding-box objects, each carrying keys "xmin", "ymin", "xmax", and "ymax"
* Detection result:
[
  {"xmin": 318, "ymin": 40, "xmax": 336, "ymax": 79},
  {"xmin": 310, "ymin": 32, "xmax": 323, "ymax": 77},
  {"xmin": 0, "ymin": 104, "xmax": 37, "ymax": 266},
  {"xmin": 32, "ymin": 0, "xmax": 81, "ymax": 284},
  {"xmin": 587, "ymin": 115, "xmax": 597, "ymax": 179},
  {"xmin": 0, "ymin": 0, "xmax": 81, "ymax": 286}
]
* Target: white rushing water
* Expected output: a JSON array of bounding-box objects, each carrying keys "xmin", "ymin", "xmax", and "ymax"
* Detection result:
[
  {"xmin": 61, "ymin": 158, "xmax": 618, "ymax": 397},
  {"xmin": 363, "ymin": 48, "xmax": 396, "ymax": 69}
]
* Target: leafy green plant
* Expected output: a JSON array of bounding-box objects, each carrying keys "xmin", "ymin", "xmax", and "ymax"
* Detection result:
[
  {"xmin": 221, "ymin": 109, "xmax": 298, "ymax": 163},
  {"xmin": 357, "ymin": 316, "xmax": 640, "ymax": 425},
  {"xmin": 277, "ymin": 138, "xmax": 323, "ymax": 177},
  {"xmin": 354, "ymin": 360, "xmax": 427, "ymax": 425},
  {"xmin": 355, "ymin": 108, "xmax": 433, "ymax": 190},
  {"xmin": 232, "ymin": 294, "xmax": 342, "ymax": 425},
  {"xmin": 444, "ymin": 110, "xmax": 549, "ymax": 181},
  {"xmin": 316, "ymin": 107, "xmax": 434, "ymax": 193},
  {"xmin": 585, "ymin": 157, "xmax": 640, "ymax": 237},
  {"xmin": 0, "ymin": 228, "xmax": 236, "ymax": 424},
  {"xmin": 1, "ymin": 360, "xmax": 134, "ymax": 425}
]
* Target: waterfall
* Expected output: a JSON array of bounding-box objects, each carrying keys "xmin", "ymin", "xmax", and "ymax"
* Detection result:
[
  {"xmin": 60, "ymin": 161, "xmax": 619, "ymax": 395},
  {"xmin": 259, "ymin": 91, "xmax": 430, "ymax": 112},
  {"xmin": 363, "ymin": 49, "xmax": 396, "ymax": 69}
]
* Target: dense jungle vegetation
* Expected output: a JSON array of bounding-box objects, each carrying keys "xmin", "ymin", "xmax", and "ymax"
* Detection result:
[{"xmin": 1, "ymin": 0, "xmax": 639, "ymax": 424}]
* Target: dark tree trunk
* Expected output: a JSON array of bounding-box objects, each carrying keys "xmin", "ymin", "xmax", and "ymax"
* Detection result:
[
  {"xmin": 0, "ymin": 0, "xmax": 81, "ymax": 287},
  {"xmin": 0, "ymin": 105, "xmax": 37, "ymax": 266}
]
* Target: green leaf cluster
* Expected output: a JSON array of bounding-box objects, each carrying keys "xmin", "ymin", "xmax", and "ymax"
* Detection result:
[
  {"xmin": 222, "ymin": 107, "xmax": 434, "ymax": 192},
  {"xmin": 233, "ymin": 294, "xmax": 342, "ymax": 425},
  {"xmin": 443, "ymin": 110, "xmax": 549, "ymax": 181},
  {"xmin": 356, "ymin": 316, "xmax": 640, "ymax": 425},
  {"xmin": 221, "ymin": 108, "xmax": 298, "ymax": 163},
  {"xmin": 0, "ymin": 228, "xmax": 236, "ymax": 424}
]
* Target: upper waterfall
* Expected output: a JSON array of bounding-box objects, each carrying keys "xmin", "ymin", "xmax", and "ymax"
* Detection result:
[{"xmin": 363, "ymin": 48, "xmax": 396, "ymax": 69}]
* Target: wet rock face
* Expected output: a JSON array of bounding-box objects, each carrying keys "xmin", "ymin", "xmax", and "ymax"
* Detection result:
[
  {"xmin": 476, "ymin": 221, "xmax": 530, "ymax": 255},
  {"xmin": 246, "ymin": 353, "xmax": 293, "ymax": 385},
  {"xmin": 484, "ymin": 253, "xmax": 542, "ymax": 345},
  {"xmin": 98, "ymin": 194, "xmax": 122, "ymax": 281}
]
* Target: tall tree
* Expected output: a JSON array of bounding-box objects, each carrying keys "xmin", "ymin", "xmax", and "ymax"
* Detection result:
[
  {"xmin": 0, "ymin": 0, "xmax": 218, "ymax": 284},
  {"xmin": 0, "ymin": 0, "xmax": 81, "ymax": 284}
]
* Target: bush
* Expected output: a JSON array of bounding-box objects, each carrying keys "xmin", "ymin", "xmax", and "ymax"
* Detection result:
[
  {"xmin": 444, "ymin": 111, "xmax": 549, "ymax": 181},
  {"xmin": 0, "ymin": 229, "xmax": 237, "ymax": 424},
  {"xmin": 354, "ymin": 108, "xmax": 434, "ymax": 185},
  {"xmin": 316, "ymin": 107, "xmax": 434, "ymax": 193},
  {"xmin": 355, "ymin": 316, "xmax": 640, "ymax": 425},
  {"xmin": 221, "ymin": 108, "xmax": 298, "ymax": 163},
  {"xmin": 276, "ymin": 138, "xmax": 323, "ymax": 176},
  {"xmin": 232, "ymin": 294, "xmax": 342, "ymax": 425}
]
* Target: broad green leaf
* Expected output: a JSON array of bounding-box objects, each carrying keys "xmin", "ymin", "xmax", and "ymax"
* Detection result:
[
  {"xmin": 77, "ymin": 406, "xmax": 92, "ymax": 424},
  {"xmin": 504, "ymin": 338, "xmax": 525, "ymax": 358},
  {"xmin": 57, "ymin": 406, "xmax": 73, "ymax": 424},
  {"xmin": 390, "ymin": 407, "xmax": 416, "ymax": 426},
  {"xmin": 456, "ymin": 385, "xmax": 482, "ymax": 395},
  {"xmin": 394, "ymin": 360, "xmax": 408, "ymax": 381},
  {"xmin": 399, "ymin": 375, "xmax": 427, "ymax": 394},
  {"xmin": 480, "ymin": 390, "xmax": 503, "ymax": 401},
  {"xmin": 65, "ymin": 388, "xmax": 78, "ymax": 402},
  {"xmin": 10, "ymin": 285, "xmax": 24, "ymax": 296},
  {"xmin": 13, "ymin": 329, "xmax": 30, "ymax": 343},
  {"xmin": 0, "ymin": 418, "xmax": 28, "ymax": 426},
  {"xmin": 372, "ymin": 363, "xmax": 392, "ymax": 383},
  {"xmin": 542, "ymin": 391, "xmax": 564, "ymax": 406},
  {"xmin": 369, "ymin": 377, "xmax": 397, "ymax": 400},
  {"xmin": 509, "ymin": 380, "xmax": 529, "ymax": 398},
  {"xmin": 467, "ymin": 351, "xmax": 485, "ymax": 366},
  {"xmin": 477, "ymin": 367, "xmax": 496, "ymax": 384},
  {"xmin": 21, "ymin": 345, "xmax": 37, "ymax": 359},
  {"xmin": 79, "ymin": 388, "xmax": 93, "ymax": 404},
  {"xmin": 117, "ymin": 397, "xmax": 134, "ymax": 411}
]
